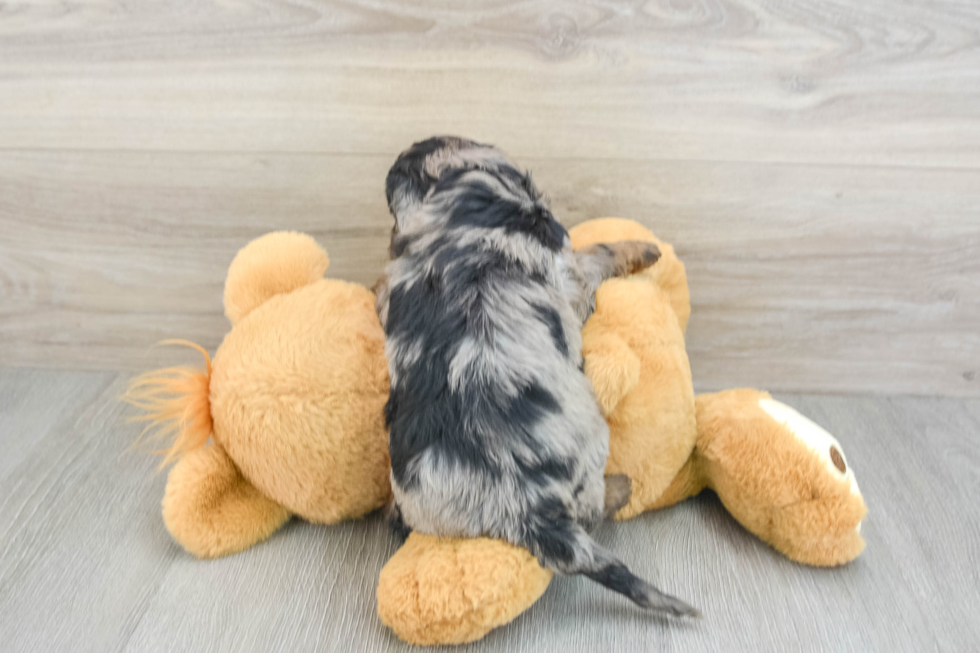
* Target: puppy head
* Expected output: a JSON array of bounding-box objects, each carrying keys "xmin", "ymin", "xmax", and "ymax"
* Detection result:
[{"xmin": 385, "ymin": 136, "xmax": 509, "ymax": 238}]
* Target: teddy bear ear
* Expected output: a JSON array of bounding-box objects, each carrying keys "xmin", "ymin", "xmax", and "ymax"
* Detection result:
[{"xmin": 223, "ymin": 232, "xmax": 330, "ymax": 326}]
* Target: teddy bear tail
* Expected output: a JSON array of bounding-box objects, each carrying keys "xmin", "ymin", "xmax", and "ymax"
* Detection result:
[{"xmin": 121, "ymin": 339, "xmax": 213, "ymax": 469}]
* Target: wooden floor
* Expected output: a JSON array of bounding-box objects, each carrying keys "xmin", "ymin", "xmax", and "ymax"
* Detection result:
[
  {"xmin": 1, "ymin": 367, "xmax": 978, "ymax": 652},
  {"xmin": 2, "ymin": 0, "xmax": 979, "ymax": 396}
]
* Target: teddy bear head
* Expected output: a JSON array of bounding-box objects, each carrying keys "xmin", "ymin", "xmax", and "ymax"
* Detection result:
[
  {"xmin": 124, "ymin": 232, "xmax": 392, "ymax": 558},
  {"xmin": 211, "ymin": 232, "xmax": 392, "ymax": 523}
]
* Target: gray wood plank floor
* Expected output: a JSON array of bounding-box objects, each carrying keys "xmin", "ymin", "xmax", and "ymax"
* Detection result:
[{"xmin": 1, "ymin": 368, "xmax": 977, "ymax": 652}]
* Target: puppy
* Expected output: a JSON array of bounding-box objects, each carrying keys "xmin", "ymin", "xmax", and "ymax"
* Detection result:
[{"xmin": 376, "ymin": 136, "xmax": 698, "ymax": 618}]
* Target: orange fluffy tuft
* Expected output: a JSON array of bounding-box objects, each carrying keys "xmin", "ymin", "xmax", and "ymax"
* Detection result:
[{"xmin": 122, "ymin": 340, "xmax": 214, "ymax": 469}]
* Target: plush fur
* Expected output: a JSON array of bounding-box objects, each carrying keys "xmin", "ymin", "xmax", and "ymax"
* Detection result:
[
  {"xmin": 569, "ymin": 218, "xmax": 691, "ymax": 332},
  {"xmin": 376, "ymin": 137, "xmax": 696, "ymax": 617}
]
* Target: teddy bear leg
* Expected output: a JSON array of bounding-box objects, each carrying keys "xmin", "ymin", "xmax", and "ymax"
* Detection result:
[
  {"xmin": 377, "ymin": 533, "xmax": 553, "ymax": 645},
  {"xmin": 693, "ymin": 389, "xmax": 866, "ymax": 566},
  {"xmin": 163, "ymin": 444, "xmax": 291, "ymax": 558}
]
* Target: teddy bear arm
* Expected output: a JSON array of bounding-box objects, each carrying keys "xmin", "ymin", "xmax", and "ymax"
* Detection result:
[
  {"xmin": 162, "ymin": 444, "xmax": 291, "ymax": 558},
  {"xmin": 583, "ymin": 332, "xmax": 642, "ymax": 417}
]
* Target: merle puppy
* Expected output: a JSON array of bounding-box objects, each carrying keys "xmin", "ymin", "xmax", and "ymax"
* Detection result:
[{"xmin": 376, "ymin": 136, "xmax": 698, "ymax": 618}]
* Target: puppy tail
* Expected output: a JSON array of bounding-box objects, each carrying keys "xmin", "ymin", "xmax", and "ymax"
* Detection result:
[
  {"xmin": 121, "ymin": 340, "xmax": 213, "ymax": 470},
  {"xmin": 526, "ymin": 518, "xmax": 700, "ymax": 619}
]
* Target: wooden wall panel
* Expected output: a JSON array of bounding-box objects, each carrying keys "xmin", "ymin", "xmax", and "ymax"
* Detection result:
[{"xmin": 1, "ymin": 0, "xmax": 978, "ymax": 395}]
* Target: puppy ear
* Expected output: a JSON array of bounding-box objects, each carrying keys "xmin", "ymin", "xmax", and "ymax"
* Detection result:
[{"xmin": 583, "ymin": 332, "xmax": 641, "ymax": 416}]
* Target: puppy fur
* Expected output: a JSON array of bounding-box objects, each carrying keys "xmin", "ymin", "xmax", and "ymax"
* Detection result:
[{"xmin": 376, "ymin": 136, "xmax": 698, "ymax": 618}]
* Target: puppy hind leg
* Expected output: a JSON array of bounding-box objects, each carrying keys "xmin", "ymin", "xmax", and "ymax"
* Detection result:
[
  {"xmin": 603, "ymin": 474, "xmax": 632, "ymax": 519},
  {"xmin": 386, "ymin": 501, "xmax": 412, "ymax": 543}
]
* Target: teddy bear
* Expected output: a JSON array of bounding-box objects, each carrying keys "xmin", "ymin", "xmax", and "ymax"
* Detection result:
[
  {"xmin": 125, "ymin": 221, "xmax": 866, "ymax": 645},
  {"xmin": 124, "ymin": 231, "xmax": 392, "ymax": 557}
]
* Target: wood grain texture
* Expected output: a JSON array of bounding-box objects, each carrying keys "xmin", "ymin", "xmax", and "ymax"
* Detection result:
[
  {"xmin": 1, "ymin": 150, "xmax": 977, "ymax": 394},
  {"xmin": 2, "ymin": 369, "xmax": 979, "ymax": 652},
  {"xmin": 1, "ymin": 0, "xmax": 979, "ymax": 395},
  {"xmin": 1, "ymin": 0, "xmax": 979, "ymax": 167}
]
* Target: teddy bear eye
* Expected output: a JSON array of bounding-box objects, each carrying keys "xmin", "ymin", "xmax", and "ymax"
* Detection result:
[{"xmin": 829, "ymin": 445, "xmax": 846, "ymax": 473}]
